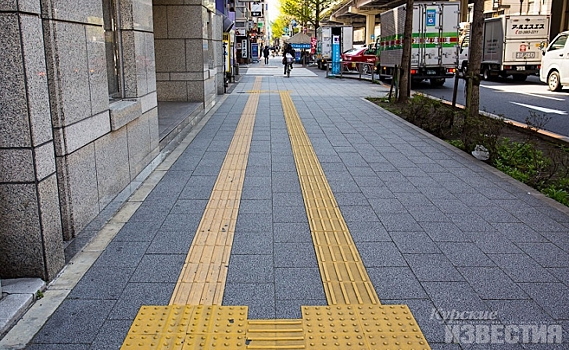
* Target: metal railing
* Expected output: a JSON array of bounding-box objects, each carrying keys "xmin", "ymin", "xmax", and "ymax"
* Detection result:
[{"xmin": 325, "ymin": 61, "xmax": 378, "ymax": 83}]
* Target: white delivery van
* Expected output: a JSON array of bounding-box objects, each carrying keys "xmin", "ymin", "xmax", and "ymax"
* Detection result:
[{"xmin": 540, "ymin": 31, "xmax": 569, "ymax": 91}]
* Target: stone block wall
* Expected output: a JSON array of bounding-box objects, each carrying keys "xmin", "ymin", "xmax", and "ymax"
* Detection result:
[
  {"xmin": 0, "ymin": 3, "xmax": 65, "ymax": 280},
  {"xmin": 153, "ymin": 0, "xmax": 222, "ymax": 105},
  {"xmin": 0, "ymin": 0, "xmax": 159, "ymax": 280}
]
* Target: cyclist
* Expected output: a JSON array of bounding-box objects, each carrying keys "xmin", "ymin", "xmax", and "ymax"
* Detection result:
[{"xmin": 282, "ymin": 44, "xmax": 295, "ymax": 75}]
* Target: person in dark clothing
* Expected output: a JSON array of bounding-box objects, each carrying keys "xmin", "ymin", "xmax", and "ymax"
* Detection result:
[
  {"xmin": 263, "ymin": 46, "xmax": 270, "ymax": 64},
  {"xmin": 282, "ymin": 44, "xmax": 295, "ymax": 75}
]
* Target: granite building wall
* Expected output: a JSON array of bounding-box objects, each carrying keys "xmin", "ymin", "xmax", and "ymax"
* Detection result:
[
  {"xmin": 0, "ymin": 0, "xmax": 223, "ymax": 281},
  {"xmin": 153, "ymin": 0, "xmax": 224, "ymax": 107}
]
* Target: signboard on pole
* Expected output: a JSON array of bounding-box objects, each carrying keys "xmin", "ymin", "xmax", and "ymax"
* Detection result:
[
  {"xmin": 242, "ymin": 39, "xmax": 248, "ymax": 58},
  {"xmin": 251, "ymin": 42, "xmax": 259, "ymax": 60},
  {"xmin": 331, "ymin": 35, "xmax": 340, "ymax": 75}
]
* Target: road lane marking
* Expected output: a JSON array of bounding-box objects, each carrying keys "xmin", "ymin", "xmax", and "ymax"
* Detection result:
[
  {"xmin": 511, "ymin": 102, "xmax": 568, "ymax": 115},
  {"xmin": 483, "ymin": 84, "xmax": 565, "ymax": 101}
]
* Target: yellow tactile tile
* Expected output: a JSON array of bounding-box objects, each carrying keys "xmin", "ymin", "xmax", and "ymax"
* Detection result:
[
  {"xmin": 169, "ymin": 77, "xmax": 262, "ymax": 306},
  {"xmin": 280, "ymin": 91, "xmax": 380, "ymax": 306}
]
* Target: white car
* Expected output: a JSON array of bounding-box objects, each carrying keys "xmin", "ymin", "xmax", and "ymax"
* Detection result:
[{"xmin": 540, "ymin": 31, "xmax": 569, "ymax": 91}]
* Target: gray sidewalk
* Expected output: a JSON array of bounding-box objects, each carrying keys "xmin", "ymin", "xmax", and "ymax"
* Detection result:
[{"xmin": 2, "ymin": 67, "xmax": 569, "ymax": 349}]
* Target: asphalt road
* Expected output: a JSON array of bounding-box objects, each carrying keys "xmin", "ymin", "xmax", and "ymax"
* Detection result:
[{"xmin": 412, "ymin": 75, "xmax": 569, "ymax": 138}]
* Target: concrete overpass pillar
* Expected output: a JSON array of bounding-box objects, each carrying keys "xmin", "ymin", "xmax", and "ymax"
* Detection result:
[{"xmin": 366, "ymin": 14, "xmax": 376, "ymax": 45}]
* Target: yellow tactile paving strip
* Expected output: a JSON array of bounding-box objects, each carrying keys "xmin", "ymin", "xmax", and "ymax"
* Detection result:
[
  {"xmin": 122, "ymin": 82, "xmax": 430, "ymax": 350},
  {"xmin": 169, "ymin": 77, "xmax": 263, "ymax": 305},
  {"xmin": 280, "ymin": 91, "xmax": 380, "ymax": 306}
]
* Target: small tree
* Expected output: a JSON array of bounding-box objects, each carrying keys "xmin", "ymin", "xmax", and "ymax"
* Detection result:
[
  {"xmin": 397, "ymin": 0, "xmax": 414, "ymax": 104},
  {"xmin": 280, "ymin": 0, "xmax": 334, "ymax": 32},
  {"xmin": 466, "ymin": 0, "xmax": 484, "ymax": 118}
]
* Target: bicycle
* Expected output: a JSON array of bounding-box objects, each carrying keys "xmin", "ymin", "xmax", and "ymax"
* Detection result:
[{"xmin": 285, "ymin": 56, "xmax": 294, "ymax": 78}]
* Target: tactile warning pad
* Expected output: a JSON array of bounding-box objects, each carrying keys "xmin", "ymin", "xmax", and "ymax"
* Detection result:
[
  {"xmin": 122, "ymin": 305, "xmax": 430, "ymax": 349},
  {"xmin": 303, "ymin": 305, "xmax": 430, "ymax": 350}
]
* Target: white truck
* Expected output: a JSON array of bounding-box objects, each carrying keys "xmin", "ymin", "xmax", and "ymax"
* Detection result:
[
  {"xmin": 475, "ymin": 15, "xmax": 550, "ymax": 81},
  {"xmin": 316, "ymin": 25, "xmax": 353, "ymax": 70},
  {"xmin": 377, "ymin": 1, "xmax": 460, "ymax": 86}
]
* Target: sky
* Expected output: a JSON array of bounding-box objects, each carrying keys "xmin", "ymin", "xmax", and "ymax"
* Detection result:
[{"xmin": 267, "ymin": 0, "xmax": 280, "ymax": 23}]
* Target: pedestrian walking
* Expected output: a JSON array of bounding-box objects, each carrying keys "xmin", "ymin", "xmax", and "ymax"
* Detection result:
[{"xmin": 263, "ymin": 46, "xmax": 270, "ymax": 64}]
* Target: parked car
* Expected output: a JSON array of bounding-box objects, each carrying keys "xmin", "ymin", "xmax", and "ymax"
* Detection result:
[
  {"xmin": 341, "ymin": 47, "xmax": 378, "ymax": 74},
  {"xmin": 540, "ymin": 31, "xmax": 569, "ymax": 91}
]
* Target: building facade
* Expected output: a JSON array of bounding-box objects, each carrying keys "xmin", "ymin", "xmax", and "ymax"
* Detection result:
[{"xmin": 0, "ymin": 0, "xmax": 226, "ymax": 281}]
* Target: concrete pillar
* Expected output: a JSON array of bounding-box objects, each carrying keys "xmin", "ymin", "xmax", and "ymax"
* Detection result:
[
  {"xmin": 0, "ymin": 3, "xmax": 65, "ymax": 280},
  {"xmin": 365, "ymin": 14, "xmax": 376, "ymax": 45}
]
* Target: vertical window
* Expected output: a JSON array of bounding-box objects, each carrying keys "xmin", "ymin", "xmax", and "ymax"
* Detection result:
[{"xmin": 103, "ymin": 0, "xmax": 123, "ymax": 100}]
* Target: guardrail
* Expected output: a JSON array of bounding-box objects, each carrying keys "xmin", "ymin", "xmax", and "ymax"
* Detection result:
[{"xmin": 325, "ymin": 61, "xmax": 378, "ymax": 83}]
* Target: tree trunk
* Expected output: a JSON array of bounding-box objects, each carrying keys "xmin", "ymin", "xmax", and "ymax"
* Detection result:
[
  {"xmin": 467, "ymin": 0, "xmax": 484, "ymax": 118},
  {"xmin": 397, "ymin": 0, "xmax": 414, "ymax": 104}
]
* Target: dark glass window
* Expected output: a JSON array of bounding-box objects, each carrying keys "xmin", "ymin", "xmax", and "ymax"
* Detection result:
[{"xmin": 103, "ymin": 0, "xmax": 123, "ymax": 100}]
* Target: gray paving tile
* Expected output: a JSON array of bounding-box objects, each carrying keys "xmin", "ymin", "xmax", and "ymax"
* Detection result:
[
  {"xmin": 130, "ymin": 254, "xmax": 185, "ymax": 283},
  {"xmin": 409, "ymin": 207, "xmax": 451, "ymax": 222},
  {"xmin": 356, "ymin": 241, "xmax": 407, "ymax": 267},
  {"xmin": 368, "ymin": 198, "xmax": 406, "ymax": 214},
  {"xmin": 382, "ymin": 298, "xmax": 449, "ymax": 344},
  {"xmin": 273, "ymin": 192, "xmax": 304, "ymax": 207},
  {"xmin": 31, "ymin": 299, "xmax": 115, "ymax": 344},
  {"xmin": 238, "ymin": 199, "xmax": 272, "ymax": 214},
  {"xmin": 108, "ymin": 282, "xmax": 175, "ymax": 320},
  {"xmin": 274, "ymin": 268, "xmax": 324, "ymax": 300},
  {"xmin": 112, "ymin": 221, "xmax": 163, "ymax": 242},
  {"xmin": 518, "ymin": 283, "xmax": 569, "ymax": 320},
  {"xmin": 273, "ymin": 206, "xmax": 308, "ymax": 223},
  {"xmin": 147, "ymin": 230, "xmax": 196, "ymax": 254},
  {"xmin": 241, "ymin": 184, "xmax": 272, "ymax": 199},
  {"xmin": 421, "ymin": 282, "xmax": 491, "ymax": 312},
  {"xmin": 89, "ymin": 319, "xmax": 132, "ymax": 350},
  {"xmin": 94, "ymin": 241, "xmax": 150, "ymax": 268},
  {"xmin": 390, "ymin": 231, "xmax": 441, "ymax": 254},
  {"xmin": 170, "ymin": 199, "xmax": 208, "ymax": 214},
  {"xmin": 346, "ymin": 220, "xmax": 391, "ymax": 242},
  {"xmin": 449, "ymin": 214, "xmax": 496, "ymax": 232},
  {"xmin": 546, "ymin": 268, "xmax": 569, "ymax": 286},
  {"xmin": 378, "ymin": 213, "xmax": 423, "ymax": 231},
  {"xmin": 275, "ymin": 299, "xmax": 327, "ymax": 319},
  {"xmin": 457, "ymin": 267, "xmax": 529, "ymax": 300},
  {"xmin": 439, "ymin": 242, "xmax": 495, "ymax": 267},
  {"xmin": 339, "ymin": 205, "xmax": 379, "ymax": 222},
  {"xmin": 128, "ymin": 202, "xmax": 171, "ymax": 222},
  {"xmin": 516, "ymin": 243, "xmax": 569, "ymax": 268},
  {"xmin": 236, "ymin": 213, "xmax": 272, "ymax": 232},
  {"xmin": 223, "ymin": 283, "xmax": 276, "ymax": 319},
  {"xmin": 232, "ymin": 230, "xmax": 273, "ymax": 254},
  {"xmin": 472, "ymin": 232, "xmax": 524, "ymax": 254},
  {"xmin": 421, "ymin": 222, "xmax": 473, "ymax": 242},
  {"xmin": 179, "ymin": 176, "xmax": 216, "ymax": 199},
  {"xmin": 487, "ymin": 254, "xmax": 541, "ymax": 268},
  {"xmin": 243, "ymin": 175, "xmax": 271, "ymax": 189},
  {"xmin": 404, "ymin": 254, "xmax": 464, "ymax": 282},
  {"xmin": 274, "ymin": 243, "xmax": 317, "ymax": 267},
  {"xmin": 272, "ymin": 171, "xmax": 301, "ymax": 192},
  {"xmin": 502, "ymin": 267, "xmax": 560, "ymax": 283},
  {"xmin": 160, "ymin": 213, "xmax": 201, "ymax": 232},
  {"xmin": 492, "ymin": 223, "xmax": 548, "ymax": 242},
  {"xmin": 226, "ymin": 255, "xmax": 274, "ymax": 283},
  {"xmin": 485, "ymin": 300, "xmax": 555, "ymax": 324},
  {"xmin": 68, "ymin": 266, "xmax": 135, "ymax": 300},
  {"xmin": 360, "ymin": 184, "xmax": 396, "ymax": 199},
  {"xmin": 274, "ymin": 222, "xmax": 311, "ymax": 243},
  {"xmin": 26, "ymin": 344, "xmax": 89, "ymax": 350},
  {"xmin": 432, "ymin": 199, "xmax": 472, "ymax": 214},
  {"xmin": 367, "ymin": 267, "xmax": 428, "ymax": 299}
]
